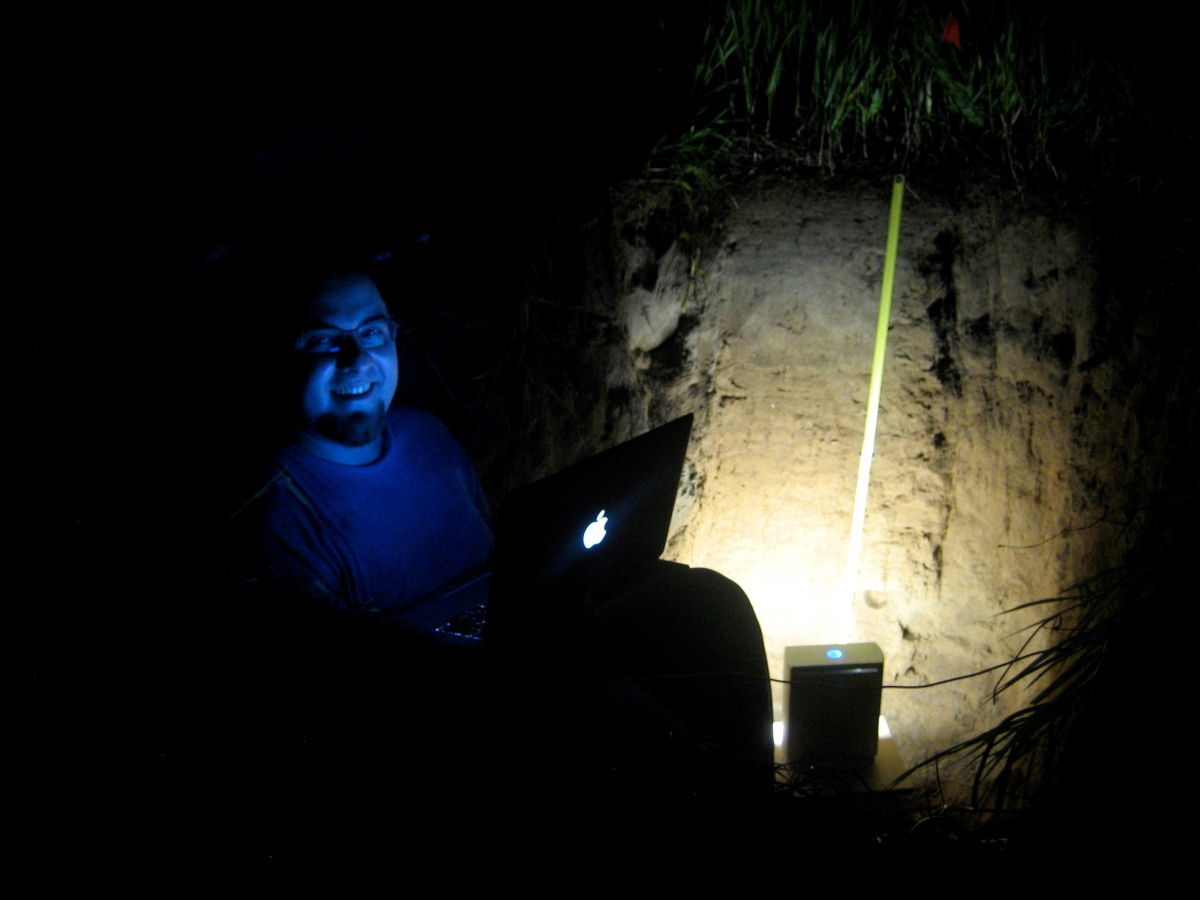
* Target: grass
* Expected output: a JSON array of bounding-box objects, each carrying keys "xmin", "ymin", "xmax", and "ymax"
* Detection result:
[
  {"xmin": 897, "ymin": 477, "xmax": 1196, "ymax": 819},
  {"xmin": 652, "ymin": 1, "xmax": 1126, "ymax": 194}
]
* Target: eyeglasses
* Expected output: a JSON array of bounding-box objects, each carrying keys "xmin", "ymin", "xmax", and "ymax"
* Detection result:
[{"xmin": 293, "ymin": 319, "xmax": 398, "ymax": 355}]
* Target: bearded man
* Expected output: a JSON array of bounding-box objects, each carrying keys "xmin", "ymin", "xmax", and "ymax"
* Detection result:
[
  {"xmin": 234, "ymin": 267, "xmax": 494, "ymax": 627},
  {"xmin": 230, "ymin": 255, "xmax": 773, "ymax": 788}
]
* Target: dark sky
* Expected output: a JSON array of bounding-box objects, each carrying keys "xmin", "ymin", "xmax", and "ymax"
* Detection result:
[{"xmin": 16, "ymin": 3, "xmax": 698, "ymax": 288}]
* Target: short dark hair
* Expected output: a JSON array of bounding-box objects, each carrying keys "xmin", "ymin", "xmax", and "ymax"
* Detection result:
[
  {"xmin": 177, "ymin": 220, "xmax": 400, "ymax": 455},
  {"xmin": 194, "ymin": 223, "xmax": 395, "ymax": 347}
]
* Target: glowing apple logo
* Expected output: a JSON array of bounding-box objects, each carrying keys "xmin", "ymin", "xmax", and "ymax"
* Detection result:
[{"xmin": 583, "ymin": 510, "xmax": 608, "ymax": 549}]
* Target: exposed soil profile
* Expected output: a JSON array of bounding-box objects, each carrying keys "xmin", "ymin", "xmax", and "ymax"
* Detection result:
[{"xmin": 546, "ymin": 174, "xmax": 1137, "ymax": 796}]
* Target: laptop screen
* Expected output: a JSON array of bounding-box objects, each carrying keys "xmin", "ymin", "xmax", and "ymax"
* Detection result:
[{"xmin": 485, "ymin": 413, "xmax": 693, "ymax": 644}]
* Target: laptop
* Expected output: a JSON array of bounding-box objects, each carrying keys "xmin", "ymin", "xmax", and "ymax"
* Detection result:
[{"xmin": 431, "ymin": 413, "xmax": 694, "ymax": 648}]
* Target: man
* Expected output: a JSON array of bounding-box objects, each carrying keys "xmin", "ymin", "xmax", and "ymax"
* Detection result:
[
  {"xmin": 233, "ymin": 258, "xmax": 774, "ymax": 794},
  {"xmin": 234, "ymin": 268, "xmax": 494, "ymax": 628}
]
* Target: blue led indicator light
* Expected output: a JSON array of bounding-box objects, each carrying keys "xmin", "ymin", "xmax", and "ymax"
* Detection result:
[{"xmin": 826, "ymin": 648, "xmax": 844, "ymax": 659}]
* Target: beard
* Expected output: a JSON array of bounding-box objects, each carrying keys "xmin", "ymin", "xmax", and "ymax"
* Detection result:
[{"xmin": 314, "ymin": 405, "xmax": 387, "ymax": 447}]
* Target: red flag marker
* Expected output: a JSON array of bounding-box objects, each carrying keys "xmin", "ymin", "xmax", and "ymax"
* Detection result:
[{"xmin": 942, "ymin": 12, "xmax": 962, "ymax": 51}]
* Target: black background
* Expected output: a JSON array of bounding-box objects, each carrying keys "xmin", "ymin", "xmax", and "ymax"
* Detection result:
[{"xmin": 11, "ymin": 1, "xmax": 1192, "ymax": 858}]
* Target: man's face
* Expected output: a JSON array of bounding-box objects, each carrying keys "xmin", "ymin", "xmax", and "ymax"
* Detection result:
[{"xmin": 290, "ymin": 274, "xmax": 399, "ymax": 463}]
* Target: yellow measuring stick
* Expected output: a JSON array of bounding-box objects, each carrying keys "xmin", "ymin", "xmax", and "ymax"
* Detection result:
[{"xmin": 838, "ymin": 175, "xmax": 905, "ymax": 643}]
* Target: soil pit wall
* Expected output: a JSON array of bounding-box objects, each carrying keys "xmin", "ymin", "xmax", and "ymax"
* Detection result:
[{"xmin": 598, "ymin": 177, "xmax": 1126, "ymax": 788}]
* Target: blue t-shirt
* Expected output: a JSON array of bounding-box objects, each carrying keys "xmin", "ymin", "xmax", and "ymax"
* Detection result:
[{"xmin": 238, "ymin": 406, "xmax": 494, "ymax": 627}]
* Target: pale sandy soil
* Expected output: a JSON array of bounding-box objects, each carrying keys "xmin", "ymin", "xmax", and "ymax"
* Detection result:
[{"xmin": 599, "ymin": 175, "xmax": 1129, "ymax": 797}]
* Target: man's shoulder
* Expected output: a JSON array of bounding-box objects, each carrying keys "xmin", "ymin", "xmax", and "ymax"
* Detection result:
[
  {"xmin": 385, "ymin": 406, "xmax": 469, "ymax": 459},
  {"xmin": 386, "ymin": 405, "xmax": 454, "ymax": 440}
]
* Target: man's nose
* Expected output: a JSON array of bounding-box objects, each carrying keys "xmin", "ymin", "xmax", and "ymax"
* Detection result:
[{"xmin": 335, "ymin": 335, "xmax": 370, "ymax": 368}]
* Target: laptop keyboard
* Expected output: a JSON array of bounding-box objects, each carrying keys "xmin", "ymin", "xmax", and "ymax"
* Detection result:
[{"xmin": 434, "ymin": 601, "xmax": 487, "ymax": 646}]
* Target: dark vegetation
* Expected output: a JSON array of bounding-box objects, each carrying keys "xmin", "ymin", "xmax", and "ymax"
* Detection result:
[{"xmin": 13, "ymin": 1, "xmax": 1195, "ymax": 861}]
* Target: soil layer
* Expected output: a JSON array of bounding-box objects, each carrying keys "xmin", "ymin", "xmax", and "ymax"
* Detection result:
[{"xmin": 594, "ymin": 175, "xmax": 1129, "ymax": 795}]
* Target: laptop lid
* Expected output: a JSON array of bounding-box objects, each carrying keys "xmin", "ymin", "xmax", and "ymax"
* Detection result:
[{"xmin": 484, "ymin": 413, "xmax": 693, "ymax": 646}]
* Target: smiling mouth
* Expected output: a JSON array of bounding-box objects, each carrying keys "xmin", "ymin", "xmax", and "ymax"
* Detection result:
[{"xmin": 331, "ymin": 383, "xmax": 374, "ymax": 398}]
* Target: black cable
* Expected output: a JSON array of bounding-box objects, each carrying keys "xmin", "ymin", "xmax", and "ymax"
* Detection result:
[
  {"xmin": 879, "ymin": 651, "xmax": 1046, "ymax": 689},
  {"xmin": 613, "ymin": 649, "xmax": 1047, "ymax": 691}
]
